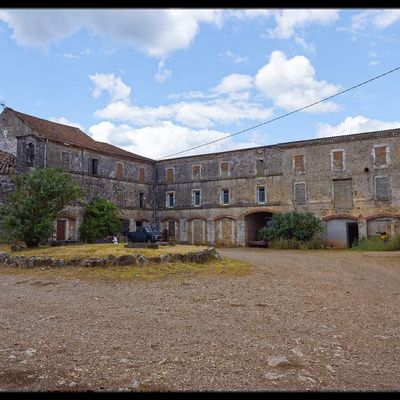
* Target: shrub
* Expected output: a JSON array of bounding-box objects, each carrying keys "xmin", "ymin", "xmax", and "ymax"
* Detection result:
[
  {"xmin": 352, "ymin": 235, "xmax": 400, "ymax": 251},
  {"xmin": 268, "ymin": 237, "xmax": 324, "ymax": 250}
]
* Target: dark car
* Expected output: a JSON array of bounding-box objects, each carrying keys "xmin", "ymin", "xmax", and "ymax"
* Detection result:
[{"xmin": 126, "ymin": 227, "xmax": 161, "ymax": 243}]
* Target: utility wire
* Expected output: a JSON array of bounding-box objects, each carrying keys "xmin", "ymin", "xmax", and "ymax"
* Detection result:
[{"xmin": 159, "ymin": 65, "xmax": 400, "ymax": 160}]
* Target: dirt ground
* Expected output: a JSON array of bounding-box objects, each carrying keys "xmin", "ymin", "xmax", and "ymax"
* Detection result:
[{"xmin": 0, "ymin": 248, "xmax": 399, "ymax": 392}]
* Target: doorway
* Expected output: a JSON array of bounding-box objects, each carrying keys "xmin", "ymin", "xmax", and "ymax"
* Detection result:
[
  {"xmin": 245, "ymin": 212, "xmax": 273, "ymax": 245},
  {"xmin": 346, "ymin": 222, "xmax": 359, "ymax": 248},
  {"xmin": 56, "ymin": 220, "xmax": 66, "ymax": 241}
]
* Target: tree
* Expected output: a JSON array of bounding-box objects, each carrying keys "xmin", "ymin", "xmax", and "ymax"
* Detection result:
[
  {"xmin": 259, "ymin": 212, "xmax": 323, "ymax": 242},
  {"xmin": 0, "ymin": 167, "xmax": 84, "ymax": 247},
  {"xmin": 79, "ymin": 197, "xmax": 122, "ymax": 243}
]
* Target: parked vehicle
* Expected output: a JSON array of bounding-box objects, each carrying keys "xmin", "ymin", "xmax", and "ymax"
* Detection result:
[{"xmin": 126, "ymin": 227, "xmax": 161, "ymax": 243}]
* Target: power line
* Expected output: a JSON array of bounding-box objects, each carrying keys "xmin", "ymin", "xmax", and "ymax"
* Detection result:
[{"xmin": 159, "ymin": 65, "xmax": 400, "ymax": 160}]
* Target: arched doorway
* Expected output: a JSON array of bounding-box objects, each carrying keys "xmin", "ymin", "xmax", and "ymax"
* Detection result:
[{"xmin": 245, "ymin": 211, "xmax": 274, "ymax": 245}]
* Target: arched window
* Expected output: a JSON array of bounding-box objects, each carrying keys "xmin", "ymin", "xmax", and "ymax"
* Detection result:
[{"xmin": 26, "ymin": 143, "xmax": 35, "ymax": 164}]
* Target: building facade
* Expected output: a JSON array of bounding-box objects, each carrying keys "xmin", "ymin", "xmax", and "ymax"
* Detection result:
[{"xmin": 1, "ymin": 107, "xmax": 400, "ymax": 247}]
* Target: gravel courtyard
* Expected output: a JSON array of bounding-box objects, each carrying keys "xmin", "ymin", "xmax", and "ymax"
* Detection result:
[{"xmin": 0, "ymin": 248, "xmax": 399, "ymax": 392}]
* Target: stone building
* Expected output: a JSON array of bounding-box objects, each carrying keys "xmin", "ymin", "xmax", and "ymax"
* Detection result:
[{"xmin": 1, "ymin": 107, "xmax": 400, "ymax": 247}]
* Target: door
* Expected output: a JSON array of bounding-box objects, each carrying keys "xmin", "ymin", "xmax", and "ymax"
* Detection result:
[
  {"xmin": 56, "ymin": 220, "xmax": 66, "ymax": 241},
  {"xmin": 346, "ymin": 222, "xmax": 359, "ymax": 248},
  {"xmin": 168, "ymin": 220, "xmax": 175, "ymax": 240}
]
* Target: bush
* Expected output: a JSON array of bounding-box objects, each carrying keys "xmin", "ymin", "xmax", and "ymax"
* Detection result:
[
  {"xmin": 260, "ymin": 212, "xmax": 323, "ymax": 242},
  {"xmin": 352, "ymin": 235, "xmax": 400, "ymax": 251},
  {"xmin": 268, "ymin": 237, "xmax": 324, "ymax": 250},
  {"xmin": 79, "ymin": 198, "xmax": 122, "ymax": 243}
]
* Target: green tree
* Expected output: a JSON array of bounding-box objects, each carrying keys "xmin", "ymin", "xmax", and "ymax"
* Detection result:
[
  {"xmin": 79, "ymin": 197, "xmax": 122, "ymax": 243},
  {"xmin": 0, "ymin": 167, "xmax": 83, "ymax": 247},
  {"xmin": 260, "ymin": 212, "xmax": 323, "ymax": 242}
]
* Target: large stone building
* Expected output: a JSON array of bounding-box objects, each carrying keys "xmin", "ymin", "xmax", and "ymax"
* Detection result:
[{"xmin": 1, "ymin": 107, "xmax": 399, "ymax": 247}]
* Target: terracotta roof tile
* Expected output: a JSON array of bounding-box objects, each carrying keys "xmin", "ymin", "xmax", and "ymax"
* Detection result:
[{"xmin": 0, "ymin": 149, "xmax": 15, "ymax": 175}]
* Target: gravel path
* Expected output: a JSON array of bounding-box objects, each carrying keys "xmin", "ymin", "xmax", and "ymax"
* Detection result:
[{"xmin": 0, "ymin": 249, "xmax": 399, "ymax": 392}]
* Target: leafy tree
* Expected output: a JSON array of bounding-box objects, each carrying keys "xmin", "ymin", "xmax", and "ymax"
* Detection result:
[
  {"xmin": 79, "ymin": 197, "xmax": 122, "ymax": 243},
  {"xmin": 259, "ymin": 212, "xmax": 323, "ymax": 242},
  {"xmin": 0, "ymin": 167, "xmax": 83, "ymax": 247}
]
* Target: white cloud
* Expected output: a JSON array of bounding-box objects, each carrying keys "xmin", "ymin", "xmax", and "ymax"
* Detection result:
[
  {"xmin": 269, "ymin": 9, "xmax": 339, "ymax": 39},
  {"xmin": 254, "ymin": 50, "xmax": 341, "ymax": 113},
  {"xmin": 294, "ymin": 36, "xmax": 315, "ymax": 54},
  {"xmin": 350, "ymin": 10, "xmax": 400, "ymax": 34},
  {"xmin": 316, "ymin": 115, "xmax": 400, "ymax": 138},
  {"xmin": 212, "ymin": 74, "xmax": 254, "ymax": 94},
  {"xmin": 89, "ymin": 73, "xmax": 131, "ymax": 103},
  {"xmin": 89, "ymin": 120, "xmax": 263, "ymax": 159},
  {"xmin": 49, "ymin": 116, "xmax": 85, "ymax": 131},
  {"xmin": 0, "ymin": 9, "xmax": 222, "ymax": 58},
  {"xmin": 154, "ymin": 60, "xmax": 172, "ymax": 83},
  {"xmin": 220, "ymin": 49, "xmax": 249, "ymax": 64}
]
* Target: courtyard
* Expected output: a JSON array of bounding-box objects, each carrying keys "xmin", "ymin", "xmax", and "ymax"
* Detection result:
[{"xmin": 0, "ymin": 248, "xmax": 399, "ymax": 391}]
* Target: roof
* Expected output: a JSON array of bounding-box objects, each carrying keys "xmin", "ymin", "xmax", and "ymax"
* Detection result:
[
  {"xmin": 158, "ymin": 127, "xmax": 400, "ymax": 162},
  {"xmin": 6, "ymin": 108, "xmax": 154, "ymax": 163},
  {"xmin": 0, "ymin": 149, "xmax": 15, "ymax": 174}
]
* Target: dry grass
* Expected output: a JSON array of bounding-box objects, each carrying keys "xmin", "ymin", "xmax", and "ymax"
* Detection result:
[
  {"xmin": 0, "ymin": 258, "xmax": 251, "ymax": 282},
  {"xmin": 0, "ymin": 243, "xmax": 208, "ymax": 259}
]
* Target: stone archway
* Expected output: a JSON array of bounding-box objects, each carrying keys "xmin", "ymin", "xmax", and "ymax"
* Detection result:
[
  {"xmin": 245, "ymin": 211, "xmax": 274, "ymax": 245},
  {"xmin": 214, "ymin": 217, "xmax": 237, "ymax": 247}
]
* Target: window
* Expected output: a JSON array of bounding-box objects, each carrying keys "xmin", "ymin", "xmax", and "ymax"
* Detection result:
[
  {"xmin": 192, "ymin": 164, "xmax": 201, "ymax": 179},
  {"xmin": 294, "ymin": 182, "xmax": 306, "ymax": 205},
  {"xmin": 333, "ymin": 179, "xmax": 353, "ymax": 209},
  {"xmin": 373, "ymin": 145, "xmax": 389, "ymax": 167},
  {"xmin": 293, "ymin": 155, "xmax": 305, "ymax": 174},
  {"xmin": 91, "ymin": 158, "xmax": 99, "ymax": 176},
  {"xmin": 220, "ymin": 161, "xmax": 230, "ymax": 177},
  {"xmin": 116, "ymin": 162, "xmax": 123, "ymax": 179},
  {"xmin": 26, "ymin": 143, "xmax": 35, "ymax": 164},
  {"xmin": 166, "ymin": 167, "xmax": 174, "ymax": 183},
  {"xmin": 256, "ymin": 159, "xmax": 264, "ymax": 176},
  {"xmin": 257, "ymin": 186, "xmax": 266, "ymax": 203},
  {"xmin": 375, "ymin": 176, "xmax": 390, "ymax": 201},
  {"xmin": 192, "ymin": 189, "xmax": 201, "ymax": 206},
  {"xmin": 139, "ymin": 167, "xmax": 145, "ymax": 183},
  {"xmin": 221, "ymin": 189, "xmax": 230, "ymax": 205},
  {"xmin": 166, "ymin": 191, "xmax": 175, "ymax": 208},
  {"xmin": 139, "ymin": 192, "xmax": 145, "ymax": 208},
  {"xmin": 61, "ymin": 152, "xmax": 70, "ymax": 170},
  {"xmin": 331, "ymin": 150, "xmax": 344, "ymax": 171}
]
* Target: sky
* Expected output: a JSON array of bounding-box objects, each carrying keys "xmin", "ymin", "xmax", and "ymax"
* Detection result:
[{"xmin": 1, "ymin": 8, "xmax": 400, "ymax": 160}]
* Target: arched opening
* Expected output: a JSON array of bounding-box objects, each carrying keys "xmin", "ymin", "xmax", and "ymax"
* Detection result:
[
  {"xmin": 214, "ymin": 217, "xmax": 237, "ymax": 247},
  {"xmin": 245, "ymin": 211, "xmax": 274, "ymax": 245},
  {"xmin": 26, "ymin": 143, "xmax": 35, "ymax": 164}
]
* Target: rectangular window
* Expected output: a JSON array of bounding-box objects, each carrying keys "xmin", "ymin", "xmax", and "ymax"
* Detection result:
[
  {"xmin": 294, "ymin": 182, "xmax": 306, "ymax": 205},
  {"xmin": 116, "ymin": 162, "xmax": 123, "ymax": 180},
  {"xmin": 256, "ymin": 159, "xmax": 264, "ymax": 176},
  {"xmin": 192, "ymin": 164, "xmax": 201, "ymax": 179},
  {"xmin": 257, "ymin": 186, "xmax": 266, "ymax": 203},
  {"xmin": 139, "ymin": 167, "xmax": 145, "ymax": 183},
  {"xmin": 192, "ymin": 189, "xmax": 201, "ymax": 206},
  {"xmin": 293, "ymin": 155, "xmax": 305, "ymax": 174},
  {"xmin": 166, "ymin": 192, "xmax": 175, "ymax": 208},
  {"xmin": 221, "ymin": 189, "xmax": 230, "ymax": 205},
  {"xmin": 333, "ymin": 179, "xmax": 353, "ymax": 209},
  {"xmin": 374, "ymin": 146, "xmax": 388, "ymax": 167},
  {"xmin": 91, "ymin": 158, "xmax": 99, "ymax": 176},
  {"xmin": 220, "ymin": 161, "xmax": 229, "ymax": 177},
  {"xmin": 375, "ymin": 176, "xmax": 390, "ymax": 201},
  {"xmin": 139, "ymin": 192, "xmax": 145, "ymax": 208},
  {"xmin": 331, "ymin": 150, "xmax": 344, "ymax": 171},
  {"xmin": 61, "ymin": 152, "xmax": 70, "ymax": 170},
  {"xmin": 166, "ymin": 167, "xmax": 174, "ymax": 183}
]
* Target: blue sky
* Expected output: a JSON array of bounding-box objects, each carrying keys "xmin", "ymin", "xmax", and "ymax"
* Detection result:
[{"xmin": 1, "ymin": 9, "xmax": 400, "ymax": 159}]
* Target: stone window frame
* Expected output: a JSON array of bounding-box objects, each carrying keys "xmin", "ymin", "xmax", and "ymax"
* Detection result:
[
  {"xmin": 372, "ymin": 144, "xmax": 390, "ymax": 169},
  {"xmin": 116, "ymin": 161, "xmax": 124, "ymax": 180},
  {"xmin": 166, "ymin": 166, "xmax": 175, "ymax": 183},
  {"xmin": 139, "ymin": 191, "xmax": 145, "ymax": 208},
  {"xmin": 294, "ymin": 181, "xmax": 307, "ymax": 205},
  {"xmin": 165, "ymin": 191, "xmax": 176, "ymax": 208},
  {"xmin": 292, "ymin": 154, "xmax": 305, "ymax": 175},
  {"xmin": 192, "ymin": 164, "xmax": 202, "ymax": 180},
  {"xmin": 139, "ymin": 167, "xmax": 145, "ymax": 183},
  {"xmin": 256, "ymin": 185, "xmax": 266, "ymax": 204},
  {"xmin": 220, "ymin": 188, "xmax": 230, "ymax": 206},
  {"xmin": 219, "ymin": 161, "xmax": 230, "ymax": 177},
  {"xmin": 192, "ymin": 189, "xmax": 202, "ymax": 207},
  {"xmin": 91, "ymin": 158, "xmax": 99, "ymax": 176},
  {"xmin": 255, "ymin": 158, "xmax": 265, "ymax": 176},
  {"xmin": 330, "ymin": 148, "xmax": 345, "ymax": 172},
  {"xmin": 374, "ymin": 175, "xmax": 391, "ymax": 202}
]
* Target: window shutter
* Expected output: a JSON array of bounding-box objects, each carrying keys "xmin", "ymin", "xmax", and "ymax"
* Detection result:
[
  {"xmin": 376, "ymin": 177, "xmax": 390, "ymax": 200},
  {"xmin": 294, "ymin": 183, "xmax": 306, "ymax": 205}
]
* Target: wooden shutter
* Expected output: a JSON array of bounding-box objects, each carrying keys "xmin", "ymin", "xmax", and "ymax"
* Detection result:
[
  {"xmin": 375, "ymin": 177, "xmax": 390, "ymax": 200},
  {"xmin": 294, "ymin": 155, "xmax": 304, "ymax": 173},
  {"xmin": 332, "ymin": 151, "xmax": 343, "ymax": 170},
  {"xmin": 374, "ymin": 146, "xmax": 386, "ymax": 166},
  {"xmin": 166, "ymin": 168, "xmax": 174, "ymax": 183},
  {"xmin": 294, "ymin": 183, "xmax": 306, "ymax": 205},
  {"xmin": 116, "ymin": 162, "xmax": 123, "ymax": 179},
  {"xmin": 333, "ymin": 179, "xmax": 352, "ymax": 209},
  {"xmin": 139, "ymin": 167, "xmax": 145, "ymax": 183}
]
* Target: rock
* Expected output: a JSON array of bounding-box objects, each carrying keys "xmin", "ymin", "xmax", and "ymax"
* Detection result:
[
  {"xmin": 136, "ymin": 255, "xmax": 148, "ymax": 267},
  {"xmin": 31, "ymin": 257, "xmax": 52, "ymax": 267},
  {"xmin": 106, "ymin": 255, "xmax": 118, "ymax": 266},
  {"xmin": 298, "ymin": 374, "xmax": 316, "ymax": 384},
  {"xmin": 128, "ymin": 379, "xmax": 140, "ymax": 389},
  {"xmin": 0, "ymin": 252, "xmax": 9, "ymax": 263},
  {"xmin": 117, "ymin": 255, "xmax": 137, "ymax": 266},
  {"xmin": 160, "ymin": 254, "xmax": 173, "ymax": 263},
  {"xmin": 266, "ymin": 372, "xmax": 284, "ymax": 380},
  {"xmin": 8, "ymin": 354, "xmax": 16, "ymax": 359},
  {"xmin": 267, "ymin": 355, "xmax": 290, "ymax": 367},
  {"xmin": 11, "ymin": 244, "xmax": 25, "ymax": 252},
  {"xmin": 326, "ymin": 364, "xmax": 335, "ymax": 373},
  {"xmin": 81, "ymin": 258, "xmax": 106, "ymax": 268},
  {"xmin": 291, "ymin": 348, "xmax": 304, "ymax": 358},
  {"xmin": 25, "ymin": 348, "xmax": 36, "ymax": 357},
  {"xmin": 66, "ymin": 258, "xmax": 82, "ymax": 266}
]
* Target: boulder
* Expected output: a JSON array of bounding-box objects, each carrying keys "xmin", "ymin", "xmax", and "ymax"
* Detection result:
[
  {"xmin": 136, "ymin": 255, "xmax": 148, "ymax": 267},
  {"xmin": 81, "ymin": 258, "xmax": 106, "ymax": 268},
  {"xmin": 117, "ymin": 254, "xmax": 137, "ymax": 266}
]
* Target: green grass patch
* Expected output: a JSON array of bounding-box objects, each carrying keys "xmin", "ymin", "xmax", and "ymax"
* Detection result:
[
  {"xmin": 0, "ymin": 243, "xmax": 208, "ymax": 259},
  {"xmin": 352, "ymin": 235, "xmax": 400, "ymax": 251},
  {"xmin": 268, "ymin": 237, "xmax": 324, "ymax": 250},
  {"xmin": 0, "ymin": 258, "xmax": 251, "ymax": 282}
]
